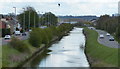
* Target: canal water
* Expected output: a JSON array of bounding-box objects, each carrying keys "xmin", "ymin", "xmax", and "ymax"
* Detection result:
[{"xmin": 24, "ymin": 27, "xmax": 89, "ymax": 67}]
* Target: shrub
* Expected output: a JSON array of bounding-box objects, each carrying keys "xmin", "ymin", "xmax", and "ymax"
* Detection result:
[
  {"xmin": 9, "ymin": 37, "xmax": 29, "ymax": 52},
  {"xmin": 28, "ymin": 24, "xmax": 73, "ymax": 47},
  {"xmin": 29, "ymin": 28, "xmax": 42, "ymax": 47},
  {"xmin": 49, "ymin": 26, "xmax": 58, "ymax": 36},
  {"xmin": 40, "ymin": 29, "xmax": 49, "ymax": 44},
  {"xmin": 44, "ymin": 28, "xmax": 53, "ymax": 41}
]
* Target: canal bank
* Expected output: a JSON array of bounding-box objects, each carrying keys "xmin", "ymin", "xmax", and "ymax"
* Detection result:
[
  {"xmin": 2, "ymin": 24, "xmax": 73, "ymax": 68},
  {"xmin": 83, "ymin": 27, "xmax": 118, "ymax": 67},
  {"xmin": 17, "ymin": 29, "xmax": 72, "ymax": 67},
  {"xmin": 20, "ymin": 27, "xmax": 89, "ymax": 67},
  {"xmin": 2, "ymin": 30, "xmax": 71, "ymax": 68}
]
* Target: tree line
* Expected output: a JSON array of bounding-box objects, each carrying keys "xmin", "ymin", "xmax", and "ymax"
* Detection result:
[
  {"xmin": 96, "ymin": 15, "xmax": 120, "ymax": 41},
  {"xmin": 17, "ymin": 6, "xmax": 58, "ymax": 31}
]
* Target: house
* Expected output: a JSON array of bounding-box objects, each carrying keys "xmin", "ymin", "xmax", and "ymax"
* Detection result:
[
  {"xmin": 0, "ymin": 17, "xmax": 18, "ymax": 34},
  {"xmin": 0, "ymin": 20, "xmax": 6, "ymax": 29}
]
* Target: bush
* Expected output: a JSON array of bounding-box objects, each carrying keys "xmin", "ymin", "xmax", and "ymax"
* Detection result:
[
  {"xmin": 9, "ymin": 37, "xmax": 29, "ymax": 52},
  {"xmin": 44, "ymin": 28, "xmax": 53, "ymax": 41},
  {"xmin": 56, "ymin": 23, "xmax": 73, "ymax": 36},
  {"xmin": 29, "ymin": 28, "xmax": 42, "ymax": 47},
  {"xmin": 40, "ymin": 29, "xmax": 49, "ymax": 44},
  {"xmin": 28, "ymin": 24, "xmax": 73, "ymax": 47},
  {"xmin": 49, "ymin": 26, "xmax": 58, "ymax": 36}
]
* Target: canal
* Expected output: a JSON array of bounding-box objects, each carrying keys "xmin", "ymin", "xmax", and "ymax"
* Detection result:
[{"xmin": 23, "ymin": 27, "xmax": 90, "ymax": 67}]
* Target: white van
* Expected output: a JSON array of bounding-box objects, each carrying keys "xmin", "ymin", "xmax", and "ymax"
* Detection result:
[{"xmin": 15, "ymin": 31, "xmax": 21, "ymax": 36}]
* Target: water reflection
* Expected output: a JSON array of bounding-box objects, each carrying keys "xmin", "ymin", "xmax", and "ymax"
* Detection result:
[{"xmin": 38, "ymin": 27, "xmax": 89, "ymax": 67}]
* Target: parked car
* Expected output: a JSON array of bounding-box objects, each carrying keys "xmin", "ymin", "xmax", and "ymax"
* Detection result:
[
  {"xmin": 106, "ymin": 33, "xmax": 110, "ymax": 36},
  {"xmin": 22, "ymin": 32, "xmax": 27, "ymax": 36},
  {"xmin": 29, "ymin": 29, "xmax": 32, "ymax": 32},
  {"xmin": 4, "ymin": 35, "xmax": 11, "ymax": 40},
  {"xmin": 15, "ymin": 31, "xmax": 21, "ymax": 36},
  {"xmin": 99, "ymin": 34, "xmax": 104, "ymax": 38},
  {"xmin": 109, "ymin": 37, "xmax": 114, "ymax": 41}
]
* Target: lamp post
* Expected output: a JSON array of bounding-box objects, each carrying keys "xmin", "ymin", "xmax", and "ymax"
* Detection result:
[
  {"xmin": 58, "ymin": 3, "xmax": 61, "ymax": 25},
  {"xmin": 22, "ymin": 8, "xmax": 25, "ymax": 31},
  {"xmin": 34, "ymin": 12, "xmax": 36, "ymax": 28},
  {"xmin": 13, "ymin": 7, "xmax": 16, "ymax": 32},
  {"xmin": 13, "ymin": 7, "xmax": 16, "ymax": 19},
  {"xmin": 47, "ymin": 12, "xmax": 50, "ymax": 27},
  {"xmin": 41, "ymin": 12, "xmax": 43, "ymax": 26},
  {"xmin": 29, "ymin": 10, "xmax": 30, "ymax": 30},
  {"xmin": 38, "ymin": 11, "xmax": 40, "ymax": 27}
]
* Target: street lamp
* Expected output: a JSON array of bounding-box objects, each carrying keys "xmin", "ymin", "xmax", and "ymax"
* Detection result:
[
  {"xmin": 29, "ymin": 10, "xmax": 30, "ymax": 30},
  {"xmin": 38, "ymin": 11, "xmax": 40, "ymax": 27},
  {"xmin": 41, "ymin": 12, "xmax": 43, "ymax": 26},
  {"xmin": 13, "ymin": 7, "xmax": 16, "ymax": 32},
  {"xmin": 34, "ymin": 12, "xmax": 36, "ymax": 28},
  {"xmin": 58, "ymin": 3, "xmax": 61, "ymax": 25},
  {"xmin": 13, "ymin": 7, "xmax": 16, "ymax": 18},
  {"xmin": 22, "ymin": 8, "xmax": 25, "ymax": 31},
  {"xmin": 47, "ymin": 12, "xmax": 49, "ymax": 27}
]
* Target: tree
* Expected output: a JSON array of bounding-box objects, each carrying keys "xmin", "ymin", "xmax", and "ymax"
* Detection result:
[
  {"xmin": 116, "ymin": 16, "xmax": 120, "ymax": 38},
  {"xmin": 96, "ymin": 15, "xmax": 118, "ymax": 33},
  {"xmin": 18, "ymin": 6, "xmax": 39, "ymax": 30},
  {"xmin": 40, "ymin": 12, "xmax": 58, "ymax": 26}
]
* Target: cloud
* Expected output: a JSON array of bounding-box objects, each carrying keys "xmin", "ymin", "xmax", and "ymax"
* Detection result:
[
  {"xmin": 0, "ymin": 0, "xmax": 119, "ymax": 3},
  {"xmin": 0, "ymin": 0, "xmax": 119, "ymax": 16}
]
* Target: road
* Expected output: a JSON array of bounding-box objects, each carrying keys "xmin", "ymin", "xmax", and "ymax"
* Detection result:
[
  {"xmin": 96, "ymin": 30, "xmax": 120, "ymax": 48},
  {"xmin": 0, "ymin": 32, "xmax": 29, "ymax": 46}
]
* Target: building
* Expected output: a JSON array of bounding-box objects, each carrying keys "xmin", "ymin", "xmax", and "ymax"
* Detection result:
[
  {"xmin": 0, "ymin": 21, "xmax": 6, "ymax": 29},
  {"xmin": 0, "ymin": 16, "xmax": 20, "ymax": 34}
]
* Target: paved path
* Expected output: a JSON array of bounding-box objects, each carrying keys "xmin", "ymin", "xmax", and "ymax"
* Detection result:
[{"xmin": 96, "ymin": 29, "xmax": 120, "ymax": 48}]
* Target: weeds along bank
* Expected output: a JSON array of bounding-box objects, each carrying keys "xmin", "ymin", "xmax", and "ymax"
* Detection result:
[{"xmin": 2, "ymin": 23, "xmax": 73, "ymax": 67}]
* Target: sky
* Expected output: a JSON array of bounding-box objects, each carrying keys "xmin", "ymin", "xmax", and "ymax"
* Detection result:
[{"xmin": 0, "ymin": 0, "xmax": 120, "ymax": 16}]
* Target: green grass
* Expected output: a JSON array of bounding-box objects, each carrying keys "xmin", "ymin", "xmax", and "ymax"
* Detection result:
[
  {"xmin": 2, "ymin": 45, "xmax": 22, "ymax": 67},
  {"xmin": 0, "ymin": 45, "xmax": 2, "ymax": 68},
  {"xmin": 84, "ymin": 28, "xmax": 118, "ymax": 67},
  {"xmin": 2, "ymin": 40, "xmax": 37, "ymax": 67}
]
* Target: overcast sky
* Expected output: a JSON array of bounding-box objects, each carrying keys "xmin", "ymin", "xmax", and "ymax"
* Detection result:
[{"xmin": 0, "ymin": 0, "xmax": 119, "ymax": 16}]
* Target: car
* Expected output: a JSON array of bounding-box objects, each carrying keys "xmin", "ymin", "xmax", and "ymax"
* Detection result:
[
  {"xmin": 109, "ymin": 37, "xmax": 114, "ymax": 41},
  {"xmin": 4, "ymin": 35, "xmax": 11, "ymax": 40},
  {"xmin": 15, "ymin": 31, "xmax": 21, "ymax": 36},
  {"xmin": 29, "ymin": 29, "xmax": 32, "ymax": 32},
  {"xmin": 106, "ymin": 33, "xmax": 110, "ymax": 36},
  {"xmin": 99, "ymin": 34, "xmax": 104, "ymax": 38},
  {"xmin": 22, "ymin": 32, "xmax": 27, "ymax": 36}
]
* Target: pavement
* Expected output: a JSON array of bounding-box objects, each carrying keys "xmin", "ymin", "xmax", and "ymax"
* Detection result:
[
  {"xmin": 0, "ymin": 32, "xmax": 29, "ymax": 46},
  {"xmin": 95, "ymin": 29, "xmax": 120, "ymax": 48}
]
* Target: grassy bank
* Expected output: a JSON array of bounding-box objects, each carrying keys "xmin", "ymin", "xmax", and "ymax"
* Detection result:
[
  {"xmin": 84, "ymin": 28, "xmax": 118, "ymax": 67},
  {"xmin": 2, "ymin": 40, "xmax": 37, "ymax": 67},
  {"xmin": 2, "ymin": 24, "xmax": 73, "ymax": 67}
]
